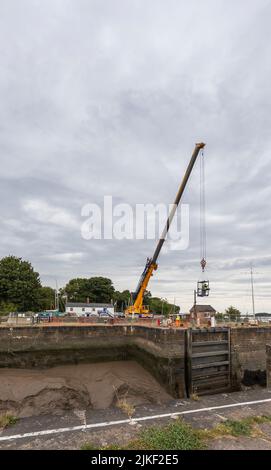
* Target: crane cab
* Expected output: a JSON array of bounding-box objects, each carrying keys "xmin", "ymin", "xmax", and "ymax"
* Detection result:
[{"xmin": 197, "ymin": 280, "xmax": 210, "ymax": 297}]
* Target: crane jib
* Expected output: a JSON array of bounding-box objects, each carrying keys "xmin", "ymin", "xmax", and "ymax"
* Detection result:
[
  {"xmin": 152, "ymin": 142, "xmax": 205, "ymax": 264},
  {"xmin": 128, "ymin": 142, "xmax": 206, "ymax": 315}
]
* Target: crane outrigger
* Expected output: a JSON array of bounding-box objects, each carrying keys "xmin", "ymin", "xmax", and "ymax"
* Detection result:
[{"xmin": 126, "ymin": 142, "xmax": 206, "ymax": 317}]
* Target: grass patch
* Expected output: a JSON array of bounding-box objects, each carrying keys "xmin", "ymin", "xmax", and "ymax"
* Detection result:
[
  {"xmin": 101, "ymin": 444, "xmax": 122, "ymax": 450},
  {"xmin": 116, "ymin": 398, "xmax": 135, "ymax": 419},
  {"xmin": 81, "ymin": 443, "xmax": 97, "ymax": 450},
  {"xmin": 216, "ymin": 415, "xmax": 271, "ymax": 438},
  {"xmin": 245, "ymin": 415, "xmax": 271, "ymax": 425},
  {"xmin": 127, "ymin": 419, "xmax": 205, "ymax": 450},
  {"xmin": 0, "ymin": 414, "xmax": 18, "ymax": 429},
  {"xmin": 80, "ymin": 419, "xmax": 205, "ymax": 451},
  {"xmin": 191, "ymin": 392, "xmax": 200, "ymax": 401},
  {"xmin": 222, "ymin": 419, "xmax": 252, "ymax": 437},
  {"xmin": 114, "ymin": 386, "xmax": 135, "ymax": 419},
  {"xmin": 199, "ymin": 415, "xmax": 271, "ymax": 441},
  {"xmin": 80, "ymin": 415, "xmax": 271, "ymax": 450}
]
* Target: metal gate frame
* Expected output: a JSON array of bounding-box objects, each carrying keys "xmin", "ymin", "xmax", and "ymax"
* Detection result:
[{"xmin": 185, "ymin": 327, "xmax": 231, "ymax": 397}]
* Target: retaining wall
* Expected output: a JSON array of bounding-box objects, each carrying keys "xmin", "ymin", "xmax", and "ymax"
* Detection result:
[
  {"xmin": 230, "ymin": 327, "xmax": 271, "ymax": 388},
  {"xmin": 1, "ymin": 324, "xmax": 271, "ymax": 397},
  {"xmin": 0, "ymin": 325, "xmax": 186, "ymax": 398}
]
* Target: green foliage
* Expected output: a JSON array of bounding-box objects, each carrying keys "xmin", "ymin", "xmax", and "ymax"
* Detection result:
[
  {"xmin": 63, "ymin": 278, "xmax": 90, "ymax": 303},
  {"xmin": 0, "ymin": 255, "xmax": 181, "ymax": 315},
  {"xmin": 79, "ymin": 414, "xmax": 271, "ymax": 450},
  {"xmin": 0, "ymin": 301, "xmax": 18, "ymax": 316},
  {"xmin": 0, "ymin": 414, "xmax": 18, "ymax": 429},
  {"xmin": 0, "ymin": 256, "xmax": 41, "ymax": 311},
  {"xmin": 222, "ymin": 419, "xmax": 252, "ymax": 437},
  {"xmin": 248, "ymin": 415, "xmax": 271, "ymax": 424},
  {"xmin": 149, "ymin": 297, "xmax": 180, "ymax": 316},
  {"xmin": 100, "ymin": 444, "xmax": 122, "ymax": 450},
  {"xmin": 128, "ymin": 419, "xmax": 205, "ymax": 450},
  {"xmin": 201, "ymin": 415, "xmax": 271, "ymax": 441},
  {"xmin": 81, "ymin": 442, "xmax": 97, "ymax": 450},
  {"xmin": 37, "ymin": 286, "xmax": 55, "ymax": 310},
  {"xmin": 113, "ymin": 290, "xmax": 131, "ymax": 311},
  {"xmin": 215, "ymin": 311, "xmax": 224, "ymax": 320},
  {"xmin": 225, "ymin": 305, "xmax": 241, "ymax": 320},
  {"xmin": 80, "ymin": 419, "xmax": 204, "ymax": 450},
  {"xmin": 64, "ymin": 277, "xmax": 114, "ymax": 303},
  {"xmin": 220, "ymin": 415, "xmax": 271, "ymax": 437},
  {"xmin": 143, "ymin": 290, "xmax": 152, "ymax": 305},
  {"xmin": 112, "ymin": 289, "xmax": 180, "ymax": 315}
]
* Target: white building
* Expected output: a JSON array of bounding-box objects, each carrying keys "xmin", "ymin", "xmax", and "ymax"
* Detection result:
[{"xmin": 65, "ymin": 302, "xmax": 114, "ymax": 317}]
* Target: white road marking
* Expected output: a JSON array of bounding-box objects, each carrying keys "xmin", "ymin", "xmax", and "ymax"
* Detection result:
[{"xmin": 1, "ymin": 398, "xmax": 271, "ymax": 442}]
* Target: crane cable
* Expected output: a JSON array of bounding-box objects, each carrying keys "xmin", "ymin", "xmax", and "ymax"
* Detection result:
[{"xmin": 200, "ymin": 148, "xmax": 207, "ymax": 272}]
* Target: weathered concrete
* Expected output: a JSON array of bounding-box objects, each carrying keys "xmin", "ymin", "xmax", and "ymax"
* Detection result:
[
  {"xmin": 0, "ymin": 325, "xmax": 186, "ymax": 398},
  {"xmin": 1, "ymin": 324, "xmax": 271, "ymax": 397},
  {"xmin": 230, "ymin": 327, "xmax": 271, "ymax": 388}
]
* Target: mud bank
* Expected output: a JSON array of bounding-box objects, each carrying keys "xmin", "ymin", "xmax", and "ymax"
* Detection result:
[{"xmin": 0, "ymin": 361, "xmax": 171, "ymax": 418}]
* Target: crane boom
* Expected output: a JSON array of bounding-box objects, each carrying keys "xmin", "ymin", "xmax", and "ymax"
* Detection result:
[{"xmin": 126, "ymin": 142, "xmax": 206, "ymax": 316}]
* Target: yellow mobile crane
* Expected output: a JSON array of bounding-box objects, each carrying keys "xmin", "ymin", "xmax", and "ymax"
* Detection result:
[{"xmin": 125, "ymin": 142, "xmax": 206, "ymax": 317}]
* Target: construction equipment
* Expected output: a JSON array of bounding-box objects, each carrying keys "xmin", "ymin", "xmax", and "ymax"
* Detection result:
[
  {"xmin": 197, "ymin": 144, "xmax": 210, "ymax": 298},
  {"xmin": 126, "ymin": 142, "xmax": 206, "ymax": 316},
  {"xmin": 197, "ymin": 280, "xmax": 210, "ymax": 297}
]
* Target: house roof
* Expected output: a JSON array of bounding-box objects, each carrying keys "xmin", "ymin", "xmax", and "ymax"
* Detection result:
[
  {"xmin": 189, "ymin": 304, "xmax": 216, "ymax": 313},
  {"xmin": 66, "ymin": 303, "xmax": 113, "ymax": 308}
]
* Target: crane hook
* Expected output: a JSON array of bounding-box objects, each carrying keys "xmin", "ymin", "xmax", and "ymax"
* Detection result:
[{"xmin": 200, "ymin": 257, "xmax": 206, "ymax": 272}]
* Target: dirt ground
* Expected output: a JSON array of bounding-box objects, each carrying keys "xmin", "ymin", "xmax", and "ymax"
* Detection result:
[{"xmin": 0, "ymin": 361, "xmax": 170, "ymax": 417}]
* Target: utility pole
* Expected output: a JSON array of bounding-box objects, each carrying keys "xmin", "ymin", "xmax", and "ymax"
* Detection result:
[{"xmin": 250, "ymin": 264, "xmax": 256, "ymax": 319}]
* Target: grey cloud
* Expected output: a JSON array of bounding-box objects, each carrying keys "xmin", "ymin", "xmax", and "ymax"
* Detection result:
[{"xmin": 0, "ymin": 0, "xmax": 271, "ymax": 312}]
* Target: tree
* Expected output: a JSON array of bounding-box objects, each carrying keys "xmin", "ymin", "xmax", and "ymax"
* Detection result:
[
  {"xmin": 87, "ymin": 277, "xmax": 115, "ymax": 303},
  {"xmin": 64, "ymin": 278, "xmax": 90, "ymax": 303},
  {"xmin": 143, "ymin": 290, "xmax": 152, "ymax": 305},
  {"xmin": 37, "ymin": 286, "xmax": 56, "ymax": 311},
  {"xmin": 149, "ymin": 297, "xmax": 180, "ymax": 316},
  {"xmin": 113, "ymin": 289, "xmax": 180, "ymax": 315},
  {"xmin": 215, "ymin": 311, "xmax": 224, "ymax": 321},
  {"xmin": 225, "ymin": 306, "xmax": 241, "ymax": 321},
  {"xmin": 0, "ymin": 256, "xmax": 41, "ymax": 311},
  {"xmin": 113, "ymin": 290, "xmax": 131, "ymax": 311},
  {"xmin": 64, "ymin": 277, "xmax": 115, "ymax": 303},
  {"xmin": 0, "ymin": 301, "xmax": 18, "ymax": 316}
]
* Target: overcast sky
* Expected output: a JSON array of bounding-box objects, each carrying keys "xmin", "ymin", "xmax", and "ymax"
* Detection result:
[{"xmin": 0, "ymin": 0, "xmax": 271, "ymax": 313}]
